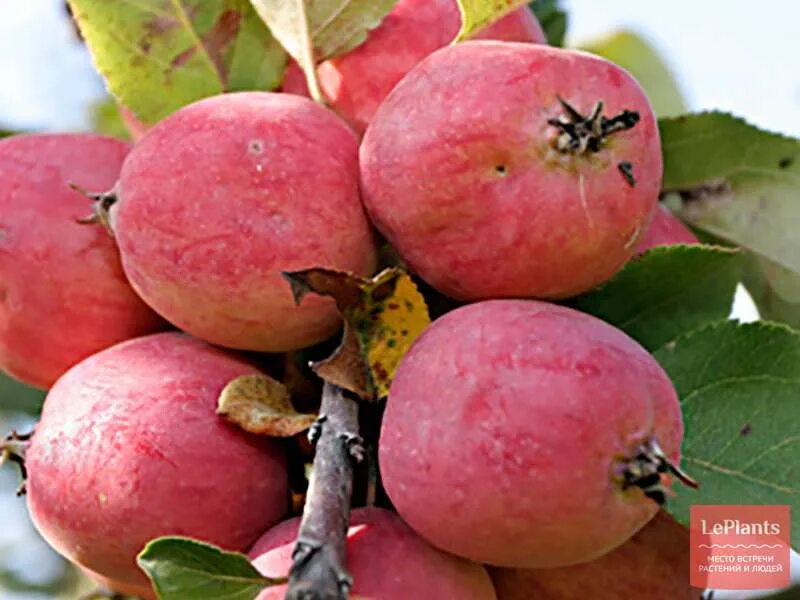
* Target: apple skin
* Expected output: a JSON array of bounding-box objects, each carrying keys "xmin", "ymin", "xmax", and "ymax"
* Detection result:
[
  {"xmin": 490, "ymin": 511, "xmax": 704, "ymax": 600},
  {"xmin": 636, "ymin": 204, "xmax": 699, "ymax": 253},
  {"xmin": 0, "ymin": 133, "xmax": 165, "ymax": 389},
  {"xmin": 282, "ymin": 0, "xmax": 547, "ymax": 134},
  {"xmin": 118, "ymin": 104, "xmax": 150, "ymax": 142},
  {"xmin": 26, "ymin": 332, "xmax": 289, "ymax": 589},
  {"xmin": 249, "ymin": 507, "xmax": 496, "ymax": 599},
  {"xmin": 360, "ymin": 41, "xmax": 662, "ymax": 301},
  {"xmin": 112, "ymin": 92, "xmax": 376, "ymax": 352},
  {"xmin": 379, "ymin": 300, "xmax": 683, "ymax": 568}
]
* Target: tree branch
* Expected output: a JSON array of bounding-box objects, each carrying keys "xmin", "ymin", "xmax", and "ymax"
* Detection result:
[{"xmin": 286, "ymin": 383, "xmax": 362, "ymax": 600}]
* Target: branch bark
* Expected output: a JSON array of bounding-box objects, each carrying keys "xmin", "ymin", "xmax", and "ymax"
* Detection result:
[{"xmin": 286, "ymin": 383, "xmax": 362, "ymax": 600}]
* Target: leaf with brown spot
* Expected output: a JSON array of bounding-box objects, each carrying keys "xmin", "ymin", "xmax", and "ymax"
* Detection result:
[
  {"xmin": 283, "ymin": 268, "xmax": 430, "ymax": 400},
  {"xmin": 217, "ymin": 374, "xmax": 317, "ymax": 437},
  {"xmin": 654, "ymin": 321, "xmax": 800, "ymax": 546},
  {"xmin": 67, "ymin": 0, "xmax": 286, "ymax": 125}
]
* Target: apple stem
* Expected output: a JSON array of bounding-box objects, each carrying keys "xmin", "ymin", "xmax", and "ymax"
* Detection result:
[{"xmin": 286, "ymin": 382, "xmax": 363, "ymax": 600}]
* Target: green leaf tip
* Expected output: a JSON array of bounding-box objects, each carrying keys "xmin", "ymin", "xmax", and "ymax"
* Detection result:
[
  {"xmin": 454, "ymin": 0, "xmax": 530, "ymax": 42},
  {"xmin": 580, "ymin": 29, "xmax": 686, "ymax": 117},
  {"xmin": 137, "ymin": 536, "xmax": 285, "ymax": 600},
  {"xmin": 660, "ymin": 110, "xmax": 800, "ymax": 145},
  {"xmin": 569, "ymin": 244, "xmax": 742, "ymax": 352},
  {"xmin": 529, "ymin": 0, "xmax": 567, "ymax": 47}
]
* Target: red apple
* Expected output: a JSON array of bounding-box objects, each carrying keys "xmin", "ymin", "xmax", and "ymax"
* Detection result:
[{"xmin": 282, "ymin": 0, "xmax": 546, "ymax": 134}]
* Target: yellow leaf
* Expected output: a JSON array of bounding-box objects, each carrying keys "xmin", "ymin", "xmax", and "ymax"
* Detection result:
[
  {"xmin": 283, "ymin": 268, "xmax": 430, "ymax": 399},
  {"xmin": 454, "ymin": 0, "xmax": 530, "ymax": 42},
  {"xmin": 216, "ymin": 374, "xmax": 317, "ymax": 436}
]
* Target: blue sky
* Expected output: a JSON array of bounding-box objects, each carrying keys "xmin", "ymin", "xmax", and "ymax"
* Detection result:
[{"xmin": 567, "ymin": 0, "xmax": 800, "ymax": 137}]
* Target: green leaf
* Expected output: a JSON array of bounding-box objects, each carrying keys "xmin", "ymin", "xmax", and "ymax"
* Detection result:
[
  {"xmin": 249, "ymin": 0, "xmax": 397, "ymax": 61},
  {"xmin": 661, "ymin": 112, "xmax": 800, "ymax": 275},
  {"xmin": 137, "ymin": 537, "xmax": 284, "ymax": 600},
  {"xmin": 743, "ymin": 254, "xmax": 800, "ymax": 328},
  {"xmin": 454, "ymin": 0, "xmax": 530, "ymax": 42},
  {"xmin": 529, "ymin": 0, "xmax": 567, "ymax": 46},
  {"xmin": 661, "ymin": 112, "xmax": 800, "ymax": 330},
  {"xmin": 90, "ymin": 97, "xmax": 131, "ymax": 140},
  {"xmin": 247, "ymin": 0, "xmax": 317, "ymax": 102},
  {"xmin": 568, "ymin": 245, "xmax": 741, "ymax": 352},
  {"xmin": 0, "ymin": 372, "xmax": 46, "ymax": 415},
  {"xmin": 579, "ymin": 30, "xmax": 686, "ymax": 117},
  {"xmin": 67, "ymin": 0, "xmax": 286, "ymax": 125},
  {"xmin": 249, "ymin": 0, "xmax": 396, "ymax": 103},
  {"xmin": 311, "ymin": 0, "xmax": 398, "ymax": 60},
  {"xmin": 654, "ymin": 321, "xmax": 800, "ymax": 548}
]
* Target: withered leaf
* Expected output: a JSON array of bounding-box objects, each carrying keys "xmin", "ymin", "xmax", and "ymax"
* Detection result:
[{"xmin": 217, "ymin": 374, "xmax": 317, "ymax": 436}]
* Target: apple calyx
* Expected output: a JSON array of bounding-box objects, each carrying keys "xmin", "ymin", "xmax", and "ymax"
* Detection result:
[
  {"xmin": 618, "ymin": 437, "xmax": 699, "ymax": 505},
  {"xmin": 69, "ymin": 182, "xmax": 117, "ymax": 236},
  {"xmin": 548, "ymin": 97, "xmax": 640, "ymax": 155}
]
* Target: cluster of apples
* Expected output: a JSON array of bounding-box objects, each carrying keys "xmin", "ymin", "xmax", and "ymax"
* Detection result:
[{"xmin": 0, "ymin": 0, "xmax": 702, "ymax": 598}]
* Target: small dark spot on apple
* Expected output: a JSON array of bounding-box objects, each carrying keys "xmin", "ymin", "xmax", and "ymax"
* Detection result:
[
  {"xmin": 495, "ymin": 165, "xmax": 508, "ymax": 176},
  {"xmin": 740, "ymin": 423, "xmax": 752, "ymax": 436},
  {"xmin": 779, "ymin": 156, "xmax": 794, "ymax": 169},
  {"xmin": 249, "ymin": 140, "xmax": 264, "ymax": 154},
  {"xmin": 618, "ymin": 161, "xmax": 636, "ymax": 187}
]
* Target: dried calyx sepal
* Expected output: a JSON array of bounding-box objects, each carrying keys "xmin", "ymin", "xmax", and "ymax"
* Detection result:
[
  {"xmin": 0, "ymin": 429, "xmax": 32, "ymax": 496},
  {"xmin": 548, "ymin": 97, "xmax": 640, "ymax": 155},
  {"xmin": 618, "ymin": 437, "xmax": 699, "ymax": 505},
  {"xmin": 69, "ymin": 183, "xmax": 117, "ymax": 236}
]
